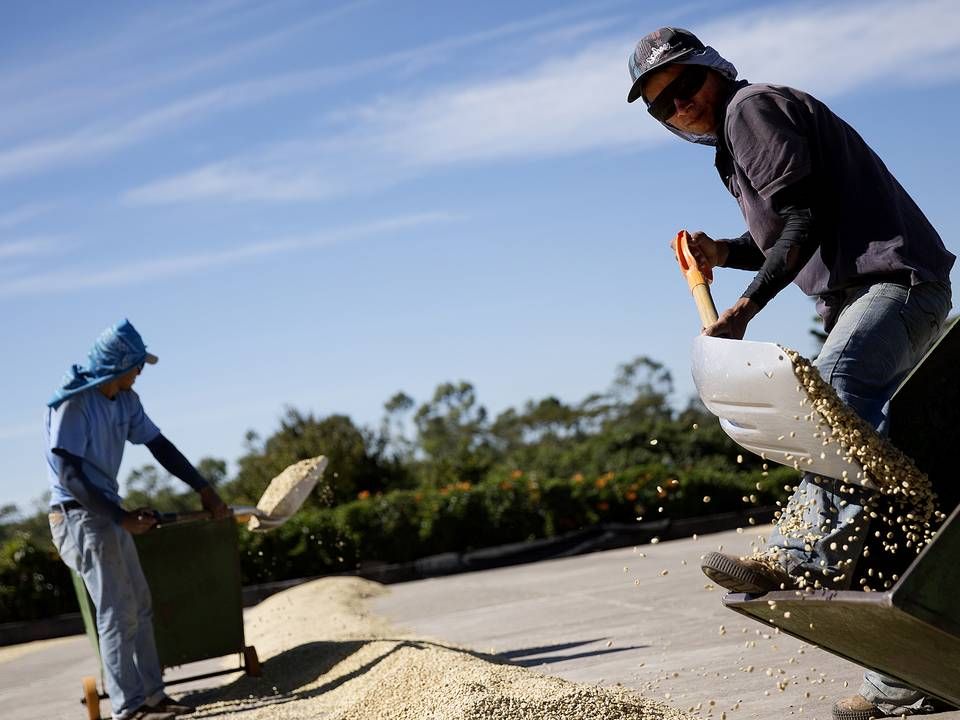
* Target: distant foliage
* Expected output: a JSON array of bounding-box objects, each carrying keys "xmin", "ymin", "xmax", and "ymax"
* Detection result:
[
  {"xmin": 236, "ymin": 464, "xmax": 794, "ymax": 585},
  {"xmin": 1, "ymin": 354, "xmax": 784, "ymax": 623}
]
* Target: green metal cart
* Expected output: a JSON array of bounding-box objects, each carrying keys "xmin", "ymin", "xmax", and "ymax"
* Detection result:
[{"xmin": 72, "ymin": 516, "xmax": 260, "ymax": 720}]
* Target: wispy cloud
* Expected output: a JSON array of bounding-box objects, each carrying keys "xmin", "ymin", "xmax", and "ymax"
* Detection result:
[
  {"xmin": 124, "ymin": 0, "xmax": 960, "ymax": 207},
  {"xmin": 0, "ymin": 2, "xmax": 620, "ymax": 185},
  {"xmin": 124, "ymin": 38, "xmax": 665, "ymax": 205},
  {"xmin": 703, "ymin": 0, "xmax": 960, "ymax": 93},
  {"xmin": 0, "ymin": 203, "xmax": 53, "ymax": 229},
  {"xmin": 0, "ymin": 421, "xmax": 36, "ymax": 442},
  {"xmin": 0, "ymin": 235, "xmax": 61, "ymax": 260},
  {"xmin": 0, "ymin": 73, "xmax": 333, "ymax": 181},
  {"xmin": 0, "ymin": 1, "xmax": 371, "ymax": 142},
  {"xmin": 0, "ymin": 212, "xmax": 456, "ymax": 298}
]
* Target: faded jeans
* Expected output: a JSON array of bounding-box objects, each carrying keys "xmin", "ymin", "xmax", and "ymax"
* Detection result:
[
  {"xmin": 766, "ymin": 279, "xmax": 952, "ymax": 710},
  {"xmin": 50, "ymin": 507, "xmax": 164, "ymax": 719}
]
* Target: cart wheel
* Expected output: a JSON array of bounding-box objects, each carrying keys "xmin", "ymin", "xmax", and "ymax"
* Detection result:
[
  {"xmin": 243, "ymin": 645, "xmax": 261, "ymax": 677},
  {"xmin": 81, "ymin": 676, "xmax": 101, "ymax": 720}
]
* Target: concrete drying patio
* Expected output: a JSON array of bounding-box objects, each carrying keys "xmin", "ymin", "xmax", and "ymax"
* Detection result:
[
  {"xmin": 374, "ymin": 526, "xmax": 960, "ymax": 720},
  {"xmin": 4, "ymin": 526, "xmax": 957, "ymax": 719}
]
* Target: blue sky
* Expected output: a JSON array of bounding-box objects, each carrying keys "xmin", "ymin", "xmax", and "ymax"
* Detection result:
[{"xmin": 3, "ymin": 0, "xmax": 960, "ymax": 511}]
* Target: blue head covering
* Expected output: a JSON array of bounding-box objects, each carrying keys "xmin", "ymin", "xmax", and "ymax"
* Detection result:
[{"xmin": 48, "ymin": 319, "xmax": 159, "ymax": 409}]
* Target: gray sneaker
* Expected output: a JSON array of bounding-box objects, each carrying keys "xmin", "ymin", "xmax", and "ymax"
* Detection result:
[
  {"xmin": 125, "ymin": 705, "xmax": 175, "ymax": 720},
  {"xmin": 832, "ymin": 695, "xmax": 882, "ymax": 720},
  {"xmin": 700, "ymin": 551, "xmax": 796, "ymax": 594},
  {"xmin": 148, "ymin": 695, "xmax": 195, "ymax": 715}
]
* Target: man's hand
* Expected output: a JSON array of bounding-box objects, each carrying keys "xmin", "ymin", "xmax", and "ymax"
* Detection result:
[
  {"xmin": 200, "ymin": 486, "xmax": 231, "ymax": 520},
  {"xmin": 704, "ymin": 297, "xmax": 761, "ymax": 339},
  {"xmin": 121, "ymin": 508, "xmax": 158, "ymax": 535},
  {"xmin": 670, "ymin": 231, "xmax": 728, "ymax": 271}
]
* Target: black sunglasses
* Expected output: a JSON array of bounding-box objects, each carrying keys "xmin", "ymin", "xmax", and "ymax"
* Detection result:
[{"xmin": 646, "ymin": 65, "xmax": 709, "ymax": 123}]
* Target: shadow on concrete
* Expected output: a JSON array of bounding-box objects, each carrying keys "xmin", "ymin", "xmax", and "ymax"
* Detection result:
[
  {"xmin": 180, "ymin": 639, "xmax": 375, "ymax": 718},
  {"xmin": 178, "ymin": 636, "xmax": 520, "ymax": 718},
  {"xmin": 497, "ymin": 638, "xmax": 648, "ymax": 667}
]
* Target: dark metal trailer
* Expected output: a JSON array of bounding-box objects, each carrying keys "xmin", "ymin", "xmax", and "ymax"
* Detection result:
[{"xmin": 726, "ymin": 319, "xmax": 960, "ymax": 706}]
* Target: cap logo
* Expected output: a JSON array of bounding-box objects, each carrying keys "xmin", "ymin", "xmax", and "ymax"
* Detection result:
[{"xmin": 646, "ymin": 42, "xmax": 671, "ymax": 66}]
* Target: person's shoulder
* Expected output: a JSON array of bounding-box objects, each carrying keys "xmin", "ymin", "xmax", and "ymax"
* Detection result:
[
  {"xmin": 46, "ymin": 392, "xmax": 91, "ymax": 439},
  {"xmin": 54, "ymin": 391, "xmax": 91, "ymax": 416},
  {"xmin": 729, "ymin": 83, "xmax": 813, "ymax": 114},
  {"xmin": 118, "ymin": 389, "xmax": 145, "ymax": 410}
]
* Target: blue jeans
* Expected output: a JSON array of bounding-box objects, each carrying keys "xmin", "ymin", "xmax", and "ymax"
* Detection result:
[
  {"xmin": 50, "ymin": 508, "xmax": 165, "ymax": 719},
  {"xmin": 766, "ymin": 279, "xmax": 952, "ymax": 709}
]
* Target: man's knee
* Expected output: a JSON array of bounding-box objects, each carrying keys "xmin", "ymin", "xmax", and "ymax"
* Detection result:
[{"xmin": 97, "ymin": 597, "xmax": 139, "ymax": 643}]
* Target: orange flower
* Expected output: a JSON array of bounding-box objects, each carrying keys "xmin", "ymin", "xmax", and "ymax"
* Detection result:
[
  {"xmin": 625, "ymin": 491, "xmax": 638, "ymax": 502},
  {"xmin": 510, "ymin": 469, "xmax": 524, "ymax": 479},
  {"xmin": 595, "ymin": 471, "xmax": 614, "ymax": 489},
  {"xmin": 597, "ymin": 501, "xmax": 610, "ymax": 511},
  {"xmin": 572, "ymin": 473, "xmax": 584, "ymax": 484},
  {"xmin": 357, "ymin": 490, "xmax": 371, "ymax": 500},
  {"xmin": 595, "ymin": 471, "xmax": 615, "ymax": 488}
]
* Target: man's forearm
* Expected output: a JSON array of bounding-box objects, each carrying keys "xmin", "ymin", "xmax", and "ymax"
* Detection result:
[
  {"xmin": 146, "ymin": 434, "xmax": 209, "ymax": 491},
  {"xmin": 718, "ymin": 231, "xmax": 765, "ymax": 270},
  {"xmin": 741, "ymin": 205, "xmax": 817, "ymax": 309}
]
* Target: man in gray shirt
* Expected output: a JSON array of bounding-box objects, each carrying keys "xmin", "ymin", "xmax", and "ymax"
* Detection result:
[{"xmin": 627, "ymin": 27, "xmax": 954, "ymax": 720}]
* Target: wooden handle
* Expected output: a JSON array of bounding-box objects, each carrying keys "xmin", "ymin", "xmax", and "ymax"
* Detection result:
[
  {"xmin": 692, "ymin": 283, "xmax": 719, "ymax": 326},
  {"xmin": 674, "ymin": 230, "xmax": 719, "ymax": 328},
  {"xmin": 155, "ymin": 508, "xmax": 254, "ymax": 526}
]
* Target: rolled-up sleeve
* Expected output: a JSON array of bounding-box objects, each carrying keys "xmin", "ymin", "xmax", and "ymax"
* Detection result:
[
  {"xmin": 48, "ymin": 399, "xmax": 90, "ymax": 458},
  {"xmin": 126, "ymin": 392, "xmax": 161, "ymax": 445}
]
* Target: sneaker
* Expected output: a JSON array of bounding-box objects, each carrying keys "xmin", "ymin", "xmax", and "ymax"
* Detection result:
[
  {"xmin": 148, "ymin": 695, "xmax": 195, "ymax": 715},
  {"xmin": 125, "ymin": 706, "xmax": 176, "ymax": 720},
  {"xmin": 834, "ymin": 693, "xmax": 957, "ymax": 720},
  {"xmin": 700, "ymin": 551, "xmax": 796, "ymax": 594},
  {"xmin": 833, "ymin": 695, "xmax": 882, "ymax": 720}
]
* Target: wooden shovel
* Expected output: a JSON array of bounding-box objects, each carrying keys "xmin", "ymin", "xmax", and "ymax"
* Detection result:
[
  {"xmin": 673, "ymin": 229, "xmax": 719, "ymax": 328},
  {"xmin": 157, "ymin": 455, "xmax": 328, "ymax": 531}
]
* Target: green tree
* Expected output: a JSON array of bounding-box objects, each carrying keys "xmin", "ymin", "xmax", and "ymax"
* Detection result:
[
  {"xmin": 0, "ymin": 504, "xmax": 19, "ymax": 543},
  {"xmin": 224, "ymin": 408, "xmax": 402, "ymax": 507},
  {"xmin": 196, "ymin": 457, "xmax": 228, "ymax": 487},
  {"xmin": 414, "ymin": 382, "xmax": 495, "ymax": 485},
  {"xmin": 124, "ymin": 465, "xmax": 197, "ymax": 513},
  {"xmin": 380, "ymin": 391, "xmax": 416, "ymax": 463}
]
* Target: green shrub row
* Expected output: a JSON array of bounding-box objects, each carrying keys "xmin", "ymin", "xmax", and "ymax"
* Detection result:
[
  {"xmin": 236, "ymin": 464, "xmax": 793, "ymax": 585},
  {"xmin": 0, "ymin": 464, "xmax": 792, "ymax": 623}
]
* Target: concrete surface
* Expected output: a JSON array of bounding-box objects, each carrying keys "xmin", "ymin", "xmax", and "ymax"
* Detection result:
[
  {"xmin": 0, "ymin": 635, "xmax": 100, "ymax": 720},
  {"xmin": 375, "ymin": 526, "xmax": 960, "ymax": 720},
  {"xmin": 4, "ymin": 526, "xmax": 957, "ymax": 719},
  {"xmin": 0, "ymin": 632, "xmax": 245, "ymax": 720}
]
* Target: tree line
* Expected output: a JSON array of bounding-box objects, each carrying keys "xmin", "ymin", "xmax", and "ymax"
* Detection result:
[{"xmin": 0, "ymin": 355, "xmax": 778, "ymax": 623}]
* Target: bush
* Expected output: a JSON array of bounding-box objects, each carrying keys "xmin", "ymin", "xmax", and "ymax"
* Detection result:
[
  {"xmin": 233, "ymin": 464, "xmax": 792, "ymax": 584},
  {"xmin": 0, "ymin": 534, "xmax": 76, "ymax": 623},
  {"xmin": 1, "ymin": 464, "xmax": 793, "ymax": 623}
]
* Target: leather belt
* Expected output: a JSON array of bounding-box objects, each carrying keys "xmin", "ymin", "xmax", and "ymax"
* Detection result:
[{"xmin": 52, "ymin": 500, "xmax": 84, "ymax": 511}]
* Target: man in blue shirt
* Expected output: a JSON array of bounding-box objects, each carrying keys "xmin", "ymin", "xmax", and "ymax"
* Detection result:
[{"xmin": 46, "ymin": 320, "xmax": 230, "ymax": 720}]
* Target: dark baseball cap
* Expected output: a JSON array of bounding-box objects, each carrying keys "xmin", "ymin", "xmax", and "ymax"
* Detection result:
[{"xmin": 627, "ymin": 27, "xmax": 704, "ymax": 103}]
